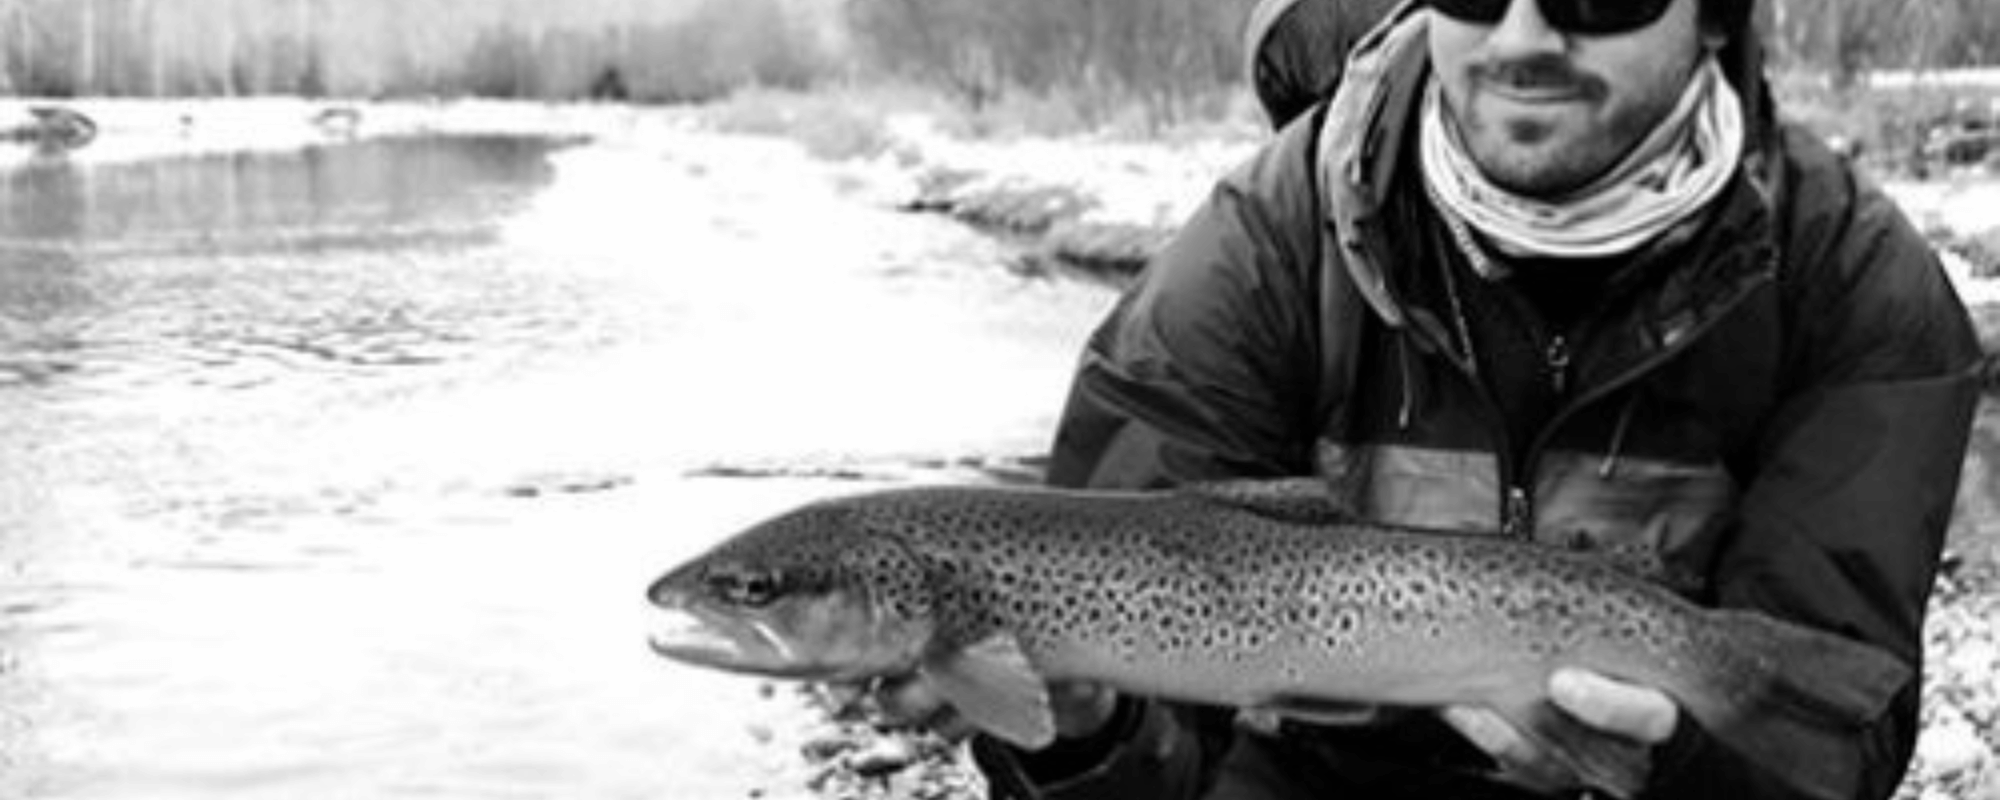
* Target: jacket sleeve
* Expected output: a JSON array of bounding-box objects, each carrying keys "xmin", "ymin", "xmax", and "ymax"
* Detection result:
[
  {"xmin": 974, "ymin": 121, "xmax": 1334, "ymax": 800},
  {"xmin": 1044, "ymin": 142, "xmax": 1329, "ymax": 491},
  {"xmin": 1644, "ymin": 151, "xmax": 1984, "ymax": 800}
]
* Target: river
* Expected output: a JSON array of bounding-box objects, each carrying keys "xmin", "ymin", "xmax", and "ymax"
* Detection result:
[{"xmin": 0, "ymin": 129, "xmax": 1117, "ymax": 798}]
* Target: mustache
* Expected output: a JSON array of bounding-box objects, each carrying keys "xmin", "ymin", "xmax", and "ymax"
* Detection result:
[{"xmin": 1469, "ymin": 56, "xmax": 1607, "ymax": 98}]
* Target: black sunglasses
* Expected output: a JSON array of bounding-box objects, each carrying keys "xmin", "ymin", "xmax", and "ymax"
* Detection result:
[{"xmin": 1426, "ymin": 0, "xmax": 1677, "ymax": 35}]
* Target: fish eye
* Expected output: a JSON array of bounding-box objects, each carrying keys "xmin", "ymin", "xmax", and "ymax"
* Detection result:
[{"xmin": 705, "ymin": 567, "xmax": 785, "ymax": 607}]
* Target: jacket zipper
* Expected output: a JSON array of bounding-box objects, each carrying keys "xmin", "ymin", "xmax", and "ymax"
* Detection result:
[
  {"xmin": 1499, "ymin": 333, "xmax": 1574, "ymax": 538},
  {"xmin": 1415, "ymin": 246, "xmax": 1775, "ymax": 540},
  {"xmin": 1423, "ymin": 249, "xmax": 1531, "ymax": 538},
  {"xmin": 1393, "ymin": 171, "xmax": 1776, "ymax": 539},
  {"xmin": 1545, "ymin": 335, "xmax": 1571, "ymax": 396},
  {"xmin": 1517, "ymin": 259, "xmax": 1778, "ymax": 506},
  {"xmin": 1503, "ymin": 485, "xmax": 1534, "ymax": 540}
]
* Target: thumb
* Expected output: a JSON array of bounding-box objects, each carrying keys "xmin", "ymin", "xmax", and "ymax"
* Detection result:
[{"xmin": 1548, "ymin": 668, "xmax": 1677, "ymax": 744}]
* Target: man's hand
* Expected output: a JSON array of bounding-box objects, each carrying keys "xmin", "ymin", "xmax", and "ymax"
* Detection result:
[
  {"xmin": 828, "ymin": 675, "xmax": 1121, "ymax": 745},
  {"xmin": 1441, "ymin": 668, "xmax": 1679, "ymax": 793}
]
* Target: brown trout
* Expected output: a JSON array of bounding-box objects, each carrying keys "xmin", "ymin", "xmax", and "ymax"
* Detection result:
[{"xmin": 645, "ymin": 479, "xmax": 1910, "ymax": 800}]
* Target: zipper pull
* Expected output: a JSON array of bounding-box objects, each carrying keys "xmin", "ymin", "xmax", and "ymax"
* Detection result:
[
  {"xmin": 1503, "ymin": 486, "xmax": 1533, "ymax": 539},
  {"xmin": 1545, "ymin": 335, "xmax": 1571, "ymax": 396}
]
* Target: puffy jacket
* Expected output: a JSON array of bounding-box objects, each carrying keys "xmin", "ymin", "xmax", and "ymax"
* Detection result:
[{"xmin": 974, "ymin": 8, "xmax": 1984, "ymax": 800}]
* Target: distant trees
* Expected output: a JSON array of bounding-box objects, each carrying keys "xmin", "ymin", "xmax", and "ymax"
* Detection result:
[
  {"xmin": 5, "ymin": 0, "xmax": 2000, "ymax": 106},
  {"xmin": 0, "ymin": 0, "xmax": 836, "ymax": 101},
  {"xmin": 619, "ymin": 0, "xmax": 831, "ymax": 102},
  {"xmin": 1767, "ymin": 0, "xmax": 2000, "ymax": 86},
  {"xmin": 841, "ymin": 0, "xmax": 2000, "ymax": 126},
  {"xmin": 844, "ymin": 0, "xmax": 1257, "ymax": 126}
]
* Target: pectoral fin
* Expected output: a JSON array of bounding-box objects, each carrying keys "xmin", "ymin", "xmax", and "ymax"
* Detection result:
[{"xmin": 922, "ymin": 633, "xmax": 1054, "ymax": 750}]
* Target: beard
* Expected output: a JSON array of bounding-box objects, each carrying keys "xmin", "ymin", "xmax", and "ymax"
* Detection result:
[{"xmin": 1446, "ymin": 54, "xmax": 1690, "ymax": 197}]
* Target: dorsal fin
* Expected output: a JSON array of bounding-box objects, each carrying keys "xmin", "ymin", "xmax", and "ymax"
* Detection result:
[{"xmin": 1179, "ymin": 478, "xmax": 1357, "ymax": 525}]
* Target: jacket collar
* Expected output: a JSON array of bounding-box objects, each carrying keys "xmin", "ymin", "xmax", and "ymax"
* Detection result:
[{"xmin": 1317, "ymin": 3, "xmax": 1431, "ymax": 328}]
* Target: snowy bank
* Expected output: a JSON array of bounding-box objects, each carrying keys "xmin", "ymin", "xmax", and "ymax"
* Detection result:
[{"xmin": 0, "ymin": 97, "xmax": 681, "ymax": 171}]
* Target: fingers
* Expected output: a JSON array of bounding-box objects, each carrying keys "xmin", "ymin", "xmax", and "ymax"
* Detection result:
[
  {"xmin": 1439, "ymin": 705, "xmax": 1577, "ymax": 793},
  {"xmin": 1548, "ymin": 668, "xmax": 1678, "ymax": 745},
  {"xmin": 1048, "ymin": 681, "xmax": 1120, "ymax": 738},
  {"xmin": 1440, "ymin": 706, "xmax": 1533, "ymax": 764},
  {"xmin": 1441, "ymin": 670, "xmax": 1678, "ymax": 796},
  {"xmin": 871, "ymin": 674, "xmax": 948, "ymax": 723}
]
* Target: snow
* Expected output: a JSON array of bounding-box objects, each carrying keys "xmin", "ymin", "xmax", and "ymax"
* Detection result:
[
  {"xmin": 1868, "ymin": 68, "xmax": 2000, "ymax": 91},
  {"xmin": 1882, "ymin": 178, "xmax": 2000, "ymax": 306},
  {"xmin": 876, "ymin": 112, "xmax": 1260, "ymax": 229}
]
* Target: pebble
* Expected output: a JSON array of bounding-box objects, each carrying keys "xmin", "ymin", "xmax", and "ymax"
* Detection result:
[
  {"xmin": 1977, "ymin": 770, "xmax": 2000, "ymax": 800},
  {"xmin": 802, "ymin": 731, "xmax": 868, "ymax": 763},
  {"xmin": 1917, "ymin": 715, "xmax": 1992, "ymax": 777},
  {"xmin": 847, "ymin": 737, "xmax": 920, "ymax": 779},
  {"xmin": 1947, "ymin": 638, "xmax": 2000, "ymax": 680}
]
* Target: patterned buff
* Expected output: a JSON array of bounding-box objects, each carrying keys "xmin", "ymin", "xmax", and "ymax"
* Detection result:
[{"xmin": 1419, "ymin": 57, "xmax": 1745, "ymax": 261}]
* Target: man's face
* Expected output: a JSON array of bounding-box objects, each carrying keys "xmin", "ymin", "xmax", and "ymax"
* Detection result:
[{"xmin": 1429, "ymin": 0, "xmax": 1708, "ymax": 196}]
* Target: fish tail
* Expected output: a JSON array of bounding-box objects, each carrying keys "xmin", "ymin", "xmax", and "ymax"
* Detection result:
[
  {"xmin": 1695, "ymin": 610, "xmax": 1914, "ymax": 800},
  {"xmin": 1712, "ymin": 608, "xmax": 1911, "ymax": 725}
]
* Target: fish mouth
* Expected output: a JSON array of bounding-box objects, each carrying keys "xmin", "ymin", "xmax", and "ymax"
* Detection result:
[
  {"xmin": 646, "ymin": 598, "xmax": 801, "ymax": 673},
  {"xmin": 647, "ymin": 604, "xmax": 739, "ymax": 662}
]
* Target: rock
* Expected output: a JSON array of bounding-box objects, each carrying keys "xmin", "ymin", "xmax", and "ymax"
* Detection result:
[
  {"xmin": 957, "ymin": 181, "xmax": 1097, "ymax": 235},
  {"xmin": 1917, "ymin": 714, "xmax": 1992, "ymax": 777},
  {"xmin": 847, "ymin": 736, "xmax": 921, "ymax": 780},
  {"xmin": 500, "ymin": 471, "xmax": 633, "ymax": 498},
  {"xmin": 1044, "ymin": 221, "xmax": 1173, "ymax": 278},
  {"xmin": 1947, "ymin": 639, "xmax": 2000, "ymax": 682},
  {"xmin": 1950, "ymin": 403, "xmax": 2000, "ymax": 564},
  {"xmin": 801, "ymin": 731, "xmax": 868, "ymax": 763},
  {"xmin": 0, "ymin": 105, "xmax": 97, "ymax": 149},
  {"xmin": 1973, "ymin": 769, "xmax": 2000, "ymax": 800},
  {"xmin": 804, "ymin": 765, "xmax": 838, "ymax": 793}
]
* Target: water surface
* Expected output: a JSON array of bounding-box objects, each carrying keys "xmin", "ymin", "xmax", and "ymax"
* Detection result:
[{"xmin": 0, "ymin": 129, "xmax": 1114, "ymax": 799}]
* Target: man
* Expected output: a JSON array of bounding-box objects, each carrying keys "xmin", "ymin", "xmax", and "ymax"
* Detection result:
[{"xmin": 875, "ymin": 0, "xmax": 1983, "ymax": 797}]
